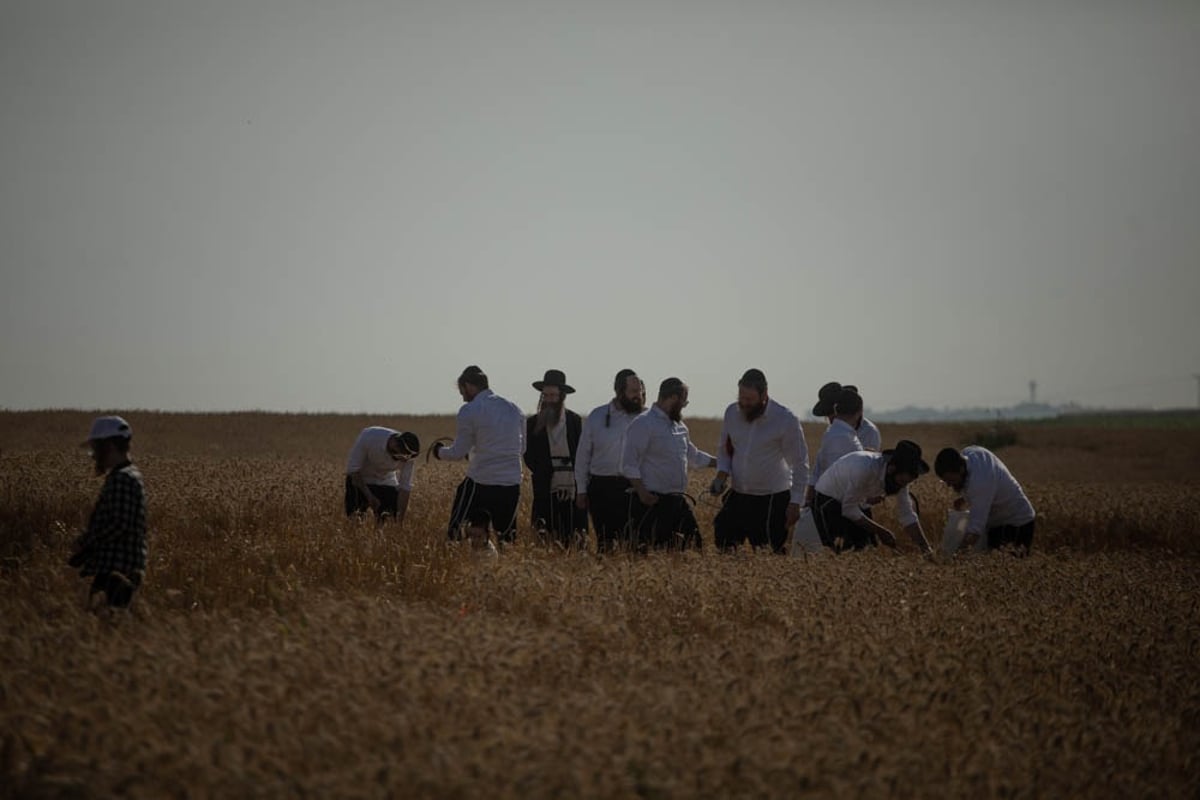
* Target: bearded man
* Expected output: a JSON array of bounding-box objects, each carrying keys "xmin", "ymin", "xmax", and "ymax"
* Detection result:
[
  {"xmin": 812, "ymin": 440, "xmax": 934, "ymax": 554},
  {"xmin": 710, "ymin": 369, "xmax": 810, "ymax": 553},
  {"xmin": 621, "ymin": 377, "xmax": 717, "ymax": 551},
  {"xmin": 575, "ymin": 368, "xmax": 646, "ymax": 552},
  {"xmin": 524, "ymin": 369, "xmax": 587, "ymax": 548}
]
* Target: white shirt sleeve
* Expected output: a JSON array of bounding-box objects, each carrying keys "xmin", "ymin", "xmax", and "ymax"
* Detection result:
[
  {"xmin": 438, "ymin": 405, "xmax": 475, "ymax": 461},
  {"xmin": 575, "ymin": 414, "xmax": 594, "ymax": 492},
  {"xmin": 894, "ymin": 486, "xmax": 919, "ymax": 528},
  {"xmin": 963, "ymin": 464, "xmax": 997, "ymax": 536},
  {"xmin": 345, "ymin": 431, "xmax": 368, "ymax": 474},
  {"xmin": 397, "ymin": 459, "xmax": 415, "ymax": 492},
  {"xmin": 786, "ymin": 420, "xmax": 810, "ymax": 503},
  {"xmin": 688, "ymin": 440, "xmax": 715, "ymax": 469},
  {"xmin": 620, "ymin": 419, "xmax": 647, "ymax": 481},
  {"xmin": 715, "ymin": 412, "xmax": 733, "ymax": 475}
]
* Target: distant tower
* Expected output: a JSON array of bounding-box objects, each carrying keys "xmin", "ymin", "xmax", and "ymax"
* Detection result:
[{"xmin": 1029, "ymin": 380, "xmax": 1037, "ymax": 405}]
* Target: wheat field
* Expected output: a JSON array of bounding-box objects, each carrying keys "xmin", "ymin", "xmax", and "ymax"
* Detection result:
[{"xmin": 2, "ymin": 410, "xmax": 1198, "ymax": 798}]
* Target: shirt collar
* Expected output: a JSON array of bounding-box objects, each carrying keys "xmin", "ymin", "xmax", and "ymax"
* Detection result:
[{"xmin": 472, "ymin": 388, "xmax": 494, "ymax": 403}]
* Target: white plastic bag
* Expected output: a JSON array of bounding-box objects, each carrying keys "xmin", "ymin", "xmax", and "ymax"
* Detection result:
[
  {"xmin": 790, "ymin": 507, "xmax": 824, "ymax": 556},
  {"xmin": 942, "ymin": 509, "xmax": 985, "ymax": 556}
]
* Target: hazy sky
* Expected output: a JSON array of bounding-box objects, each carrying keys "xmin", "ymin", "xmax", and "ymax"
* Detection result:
[{"xmin": 2, "ymin": 1, "xmax": 1198, "ymax": 418}]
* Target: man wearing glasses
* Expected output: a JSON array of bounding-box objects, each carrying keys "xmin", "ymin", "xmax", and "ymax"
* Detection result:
[{"xmin": 344, "ymin": 427, "xmax": 421, "ymax": 525}]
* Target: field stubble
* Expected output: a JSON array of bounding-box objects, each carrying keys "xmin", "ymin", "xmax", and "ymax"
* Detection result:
[{"xmin": 1, "ymin": 411, "xmax": 1199, "ymax": 798}]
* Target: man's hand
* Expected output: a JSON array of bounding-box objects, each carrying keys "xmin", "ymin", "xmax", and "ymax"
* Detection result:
[
  {"xmin": 959, "ymin": 532, "xmax": 980, "ymax": 552},
  {"xmin": 803, "ymin": 486, "xmax": 814, "ymax": 508},
  {"xmin": 432, "ymin": 442, "xmax": 444, "ymax": 460},
  {"xmin": 709, "ymin": 473, "xmax": 728, "ymax": 496},
  {"xmin": 952, "ymin": 497, "xmax": 967, "ymax": 511},
  {"xmin": 637, "ymin": 488, "xmax": 658, "ymax": 507},
  {"xmin": 785, "ymin": 503, "xmax": 801, "ymax": 529},
  {"xmin": 576, "ymin": 493, "xmax": 589, "ymax": 510},
  {"xmin": 877, "ymin": 528, "xmax": 898, "ymax": 548}
]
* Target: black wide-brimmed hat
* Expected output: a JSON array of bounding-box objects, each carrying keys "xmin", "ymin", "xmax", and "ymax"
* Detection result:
[
  {"xmin": 883, "ymin": 439, "xmax": 930, "ymax": 476},
  {"xmin": 533, "ymin": 369, "xmax": 575, "ymax": 394},
  {"xmin": 812, "ymin": 382, "xmax": 843, "ymax": 417}
]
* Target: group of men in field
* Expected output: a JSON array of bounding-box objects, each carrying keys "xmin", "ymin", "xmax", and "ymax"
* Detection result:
[
  {"xmin": 71, "ymin": 364, "xmax": 1036, "ymax": 609},
  {"xmin": 344, "ymin": 365, "xmax": 1037, "ymax": 558}
]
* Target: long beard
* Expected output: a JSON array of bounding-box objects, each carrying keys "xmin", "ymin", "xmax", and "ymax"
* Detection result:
[
  {"xmin": 741, "ymin": 402, "xmax": 766, "ymax": 422},
  {"xmin": 618, "ymin": 395, "xmax": 644, "ymax": 414},
  {"xmin": 535, "ymin": 403, "xmax": 563, "ymax": 433},
  {"xmin": 884, "ymin": 472, "xmax": 902, "ymax": 496},
  {"xmin": 668, "ymin": 403, "xmax": 683, "ymax": 423}
]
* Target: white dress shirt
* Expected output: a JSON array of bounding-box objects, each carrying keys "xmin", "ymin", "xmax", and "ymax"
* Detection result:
[
  {"xmin": 575, "ymin": 401, "xmax": 640, "ymax": 492},
  {"xmin": 814, "ymin": 450, "xmax": 919, "ymax": 527},
  {"xmin": 857, "ymin": 417, "xmax": 881, "ymax": 451},
  {"xmin": 716, "ymin": 399, "xmax": 809, "ymax": 503},
  {"xmin": 345, "ymin": 426, "xmax": 415, "ymax": 490},
  {"xmin": 808, "ymin": 419, "xmax": 864, "ymax": 487},
  {"xmin": 621, "ymin": 406, "xmax": 715, "ymax": 494},
  {"xmin": 438, "ymin": 389, "xmax": 525, "ymax": 486},
  {"xmin": 960, "ymin": 446, "xmax": 1035, "ymax": 536}
]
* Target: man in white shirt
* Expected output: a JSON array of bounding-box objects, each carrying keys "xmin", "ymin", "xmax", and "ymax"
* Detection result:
[
  {"xmin": 935, "ymin": 446, "xmax": 1036, "ymax": 553},
  {"xmin": 813, "ymin": 440, "xmax": 933, "ymax": 554},
  {"xmin": 806, "ymin": 386, "xmax": 865, "ymax": 506},
  {"xmin": 524, "ymin": 369, "xmax": 587, "ymax": 549},
  {"xmin": 621, "ymin": 377, "xmax": 717, "ymax": 551},
  {"xmin": 842, "ymin": 384, "xmax": 882, "ymax": 451},
  {"xmin": 433, "ymin": 365, "xmax": 526, "ymax": 547},
  {"xmin": 575, "ymin": 368, "xmax": 645, "ymax": 552},
  {"xmin": 710, "ymin": 369, "xmax": 810, "ymax": 553},
  {"xmin": 344, "ymin": 427, "xmax": 420, "ymax": 525}
]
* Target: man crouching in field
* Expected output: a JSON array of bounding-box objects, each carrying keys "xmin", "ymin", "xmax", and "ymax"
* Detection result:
[
  {"xmin": 68, "ymin": 416, "xmax": 148, "ymax": 610},
  {"xmin": 344, "ymin": 427, "xmax": 420, "ymax": 526},
  {"xmin": 935, "ymin": 446, "xmax": 1036, "ymax": 554},
  {"xmin": 812, "ymin": 440, "xmax": 933, "ymax": 554}
]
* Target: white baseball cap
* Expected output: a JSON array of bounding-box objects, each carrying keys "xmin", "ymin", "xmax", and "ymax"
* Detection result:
[{"xmin": 84, "ymin": 415, "xmax": 133, "ymax": 444}]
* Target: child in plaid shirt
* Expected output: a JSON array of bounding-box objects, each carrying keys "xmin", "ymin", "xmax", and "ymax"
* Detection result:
[{"xmin": 69, "ymin": 416, "xmax": 147, "ymax": 609}]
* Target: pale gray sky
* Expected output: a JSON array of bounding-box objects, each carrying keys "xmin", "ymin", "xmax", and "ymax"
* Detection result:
[{"xmin": 2, "ymin": 0, "xmax": 1198, "ymax": 418}]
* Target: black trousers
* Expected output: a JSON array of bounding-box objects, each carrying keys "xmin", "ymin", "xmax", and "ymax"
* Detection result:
[
  {"xmin": 988, "ymin": 520, "xmax": 1035, "ymax": 553},
  {"xmin": 713, "ymin": 489, "xmax": 792, "ymax": 553},
  {"xmin": 586, "ymin": 475, "xmax": 632, "ymax": 552},
  {"xmin": 531, "ymin": 491, "xmax": 588, "ymax": 548},
  {"xmin": 447, "ymin": 478, "xmax": 520, "ymax": 543},
  {"xmin": 630, "ymin": 493, "xmax": 702, "ymax": 552},
  {"xmin": 813, "ymin": 491, "xmax": 876, "ymax": 552},
  {"xmin": 344, "ymin": 477, "xmax": 400, "ymax": 517}
]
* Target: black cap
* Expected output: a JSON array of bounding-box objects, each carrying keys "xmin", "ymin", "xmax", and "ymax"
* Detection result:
[
  {"xmin": 395, "ymin": 432, "xmax": 420, "ymax": 457},
  {"xmin": 884, "ymin": 439, "xmax": 930, "ymax": 476},
  {"xmin": 832, "ymin": 387, "xmax": 862, "ymax": 416},
  {"xmin": 458, "ymin": 365, "xmax": 487, "ymax": 386}
]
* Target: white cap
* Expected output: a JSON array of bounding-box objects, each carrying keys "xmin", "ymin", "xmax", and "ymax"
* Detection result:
[{"xmin": 85, "ymin": 415, "xmax": 132, "ymax": 443}]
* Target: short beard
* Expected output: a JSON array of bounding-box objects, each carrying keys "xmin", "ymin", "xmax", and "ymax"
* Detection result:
[
  {"xmin": 884, "ymin": 472, "xmax": 903, "ymax": 495},
  {"xmin": 667, "ymin": 403, "xmax": 683, "ymax": 423},
  {"xmin": 618, "ymin": 395, "xmax": 643, "ymax": 414}
]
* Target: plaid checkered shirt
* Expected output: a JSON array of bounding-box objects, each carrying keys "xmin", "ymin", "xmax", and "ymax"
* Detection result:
[{"xmin": 77, "ymin": 461, "xmax": 148, "ymax": 579}]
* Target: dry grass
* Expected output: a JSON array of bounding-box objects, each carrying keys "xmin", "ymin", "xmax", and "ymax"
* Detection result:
[{"xmin": 1, "ymin": 411, "xmax": 1198, "ymax": 798}]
